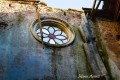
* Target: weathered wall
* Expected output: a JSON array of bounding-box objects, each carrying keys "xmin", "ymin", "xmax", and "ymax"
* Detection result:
[
  {"xmin": 96, "ymin": 19, "xmax": 120, "ymax": 69},
  {"xmin": 90, "ymin": 18, "xmax": 120, "ymax": 80},
  {"xmin": 0, "ymin": 2, "xmax": 92, "ymax": 80}
]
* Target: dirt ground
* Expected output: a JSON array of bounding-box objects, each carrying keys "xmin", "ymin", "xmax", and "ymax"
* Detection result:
[{"xmin": 96, "ymin": 19, "xmax": 120, "ymax": 69}]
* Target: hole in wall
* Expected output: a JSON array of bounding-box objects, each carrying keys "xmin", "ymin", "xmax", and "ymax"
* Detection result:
[{"xmin": 0, "ymin": 22, "xmax": 8, "ymax": 29}]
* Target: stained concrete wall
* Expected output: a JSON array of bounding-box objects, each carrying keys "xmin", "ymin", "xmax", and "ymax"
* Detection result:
[
  {"xmin": 0, "ymin": 3, "xmax": 90, "ymax": 80},
  {"xmin": 0, "ymin": 2, "xmax": 108, "ymax": 80}
]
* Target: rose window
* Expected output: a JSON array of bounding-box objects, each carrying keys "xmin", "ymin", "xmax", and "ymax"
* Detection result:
[{"xmin": 30, "ymin": 17, "xmax": 75, "ymax": 47}]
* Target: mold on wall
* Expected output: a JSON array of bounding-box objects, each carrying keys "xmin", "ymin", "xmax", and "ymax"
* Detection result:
[{"xmin": 0, "ymin": 1, "xmax": 109, "ymax": 80}]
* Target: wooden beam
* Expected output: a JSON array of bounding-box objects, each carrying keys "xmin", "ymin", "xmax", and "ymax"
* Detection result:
[
  {"xmin": 82, "ymin": 7, "xmax": 114, "ymax": 19},
  {"xmin": 96, "ymin": 0, "xmax": 102, "ymax": 10},
  {"xmin": 90, "ymin": 0, "xmax": 97, "ymax": 16}
]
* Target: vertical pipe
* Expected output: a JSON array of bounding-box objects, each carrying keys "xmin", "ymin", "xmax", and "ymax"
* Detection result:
[{"xmin": 34, "ymin": 4, "xmax": 44, "ymax": 49}]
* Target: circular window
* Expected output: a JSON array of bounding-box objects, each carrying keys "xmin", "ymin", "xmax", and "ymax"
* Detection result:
[{"xmin": 30, "ymin": 17, "xmax": 75, "ymax": 47}]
